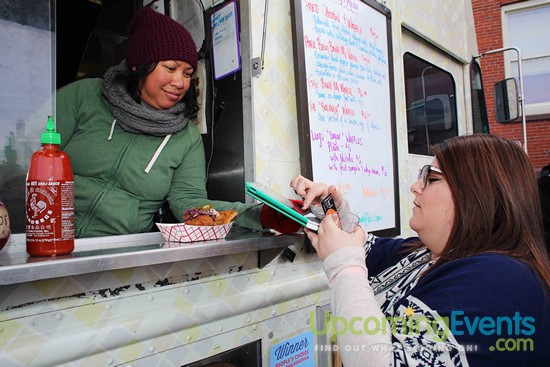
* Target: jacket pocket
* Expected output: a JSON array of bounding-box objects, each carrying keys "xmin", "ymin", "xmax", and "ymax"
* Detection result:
[{"xmin": 82, "ymin": 190, "xmax": 143, "ymax": 236}]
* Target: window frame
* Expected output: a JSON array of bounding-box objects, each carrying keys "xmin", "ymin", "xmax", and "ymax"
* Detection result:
[
  {"xmin": 470, "ymin": 59, "xmax": 490, "ymax": 134},
  {"xmin": 403, "ymin": 52, "xmax": 459, "ymax": 156},
  {"xmin": 501, "ymin": 0, "xmax": 550, "ymax": 119}
]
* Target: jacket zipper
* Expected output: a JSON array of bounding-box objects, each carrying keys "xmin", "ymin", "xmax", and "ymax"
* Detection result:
[{"xmin": 76, "ymin": 134, "xmax": 136, "ymax": 237}]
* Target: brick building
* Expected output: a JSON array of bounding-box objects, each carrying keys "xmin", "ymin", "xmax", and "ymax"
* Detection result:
[{"xmin": 472, "ymin": 0, "xmax": 550, "ymax": 170}]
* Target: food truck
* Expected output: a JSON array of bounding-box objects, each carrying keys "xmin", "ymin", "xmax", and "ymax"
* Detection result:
[{"xmin": 0, "ymin": 0, "xmax": 516, "ymax": 365}]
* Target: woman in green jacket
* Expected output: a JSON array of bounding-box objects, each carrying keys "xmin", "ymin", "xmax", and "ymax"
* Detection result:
[{"xmin": 55, "ymin": 7, "xmax": 296, "ymax": 238}]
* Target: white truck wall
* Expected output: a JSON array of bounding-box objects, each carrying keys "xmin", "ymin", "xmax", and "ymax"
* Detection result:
[
  {"xmin": 250, "ymin": 0, "xmax": 479, "ymax": 237},
  {"xmin": 0, "ymin": 245, "xmax": 330, "ymax": 366}
]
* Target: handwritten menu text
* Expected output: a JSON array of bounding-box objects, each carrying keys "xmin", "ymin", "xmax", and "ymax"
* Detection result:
[{"xmin": 300, "ymin": 0, "xmax": 396, "ymax": 231}]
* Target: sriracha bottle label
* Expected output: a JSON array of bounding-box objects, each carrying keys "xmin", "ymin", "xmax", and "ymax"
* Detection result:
[
  {"xmin": 26, "ymin": 117, "xmax": 75, "ymax": 256},
  {"xmin": 26, "ymin": 180, "xmax": 75, "ymax": 242}
]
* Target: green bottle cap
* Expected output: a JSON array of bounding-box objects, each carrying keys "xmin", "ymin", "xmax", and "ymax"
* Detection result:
[{"xmin": 40, "ymin": 115, "xmax": 61, "ymax": 145}]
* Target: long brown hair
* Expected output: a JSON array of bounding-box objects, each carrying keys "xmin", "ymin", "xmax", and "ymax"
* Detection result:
[{"xmin": 430, "ymin": 134, "xmax": 550, "ymax": 288}]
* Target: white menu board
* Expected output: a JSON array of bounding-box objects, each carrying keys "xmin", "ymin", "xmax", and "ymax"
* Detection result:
[
  {"xmin": 291, "ymin": 0, "xmax": 399, "ymax": 235},
  {"xmin": 211, "ymin": 0, "xmax": 241, "ymax": 80}
]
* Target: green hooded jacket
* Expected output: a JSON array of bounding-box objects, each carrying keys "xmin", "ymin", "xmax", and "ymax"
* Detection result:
[{"xmin": 55, "ymin": 78, "xmax": 263, "ymax": 238}]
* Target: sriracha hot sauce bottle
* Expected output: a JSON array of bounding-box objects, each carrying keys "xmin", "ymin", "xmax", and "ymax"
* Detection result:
[{"xmin": 26, "ymin": 116, "xmax": 75, "ymax": 256}]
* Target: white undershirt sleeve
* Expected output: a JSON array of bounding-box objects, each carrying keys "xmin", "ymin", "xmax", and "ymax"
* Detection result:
[{"xmin": 322, "ymin": 246, "xmax": 393, "ymax": 367}]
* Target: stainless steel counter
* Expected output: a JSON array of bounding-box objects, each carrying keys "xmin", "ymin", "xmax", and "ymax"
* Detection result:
[{"xmin": 0, "ymin": 228, "xmax": 304, "ymax": 286}]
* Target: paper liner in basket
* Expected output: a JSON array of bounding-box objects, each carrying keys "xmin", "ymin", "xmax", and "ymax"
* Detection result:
[{"xmin": 156, "ymin": 222, "xmax": 234, "ymax": 243}]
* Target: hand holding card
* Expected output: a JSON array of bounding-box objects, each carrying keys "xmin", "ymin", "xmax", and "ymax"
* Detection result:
[{"xmin": 245, "ymin": 182, "xmax": 320, "ymax": 231}]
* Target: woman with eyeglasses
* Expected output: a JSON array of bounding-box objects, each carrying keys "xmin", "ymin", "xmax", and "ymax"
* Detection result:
[{"xmin": 291, "ymin": 134, "xmax": 550, "ymax": 367}]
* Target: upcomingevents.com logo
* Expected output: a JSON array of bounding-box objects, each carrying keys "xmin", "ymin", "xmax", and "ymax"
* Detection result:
[{"xmin": 310, "ymin": 309, "xmax": 535, "ymax": 352}]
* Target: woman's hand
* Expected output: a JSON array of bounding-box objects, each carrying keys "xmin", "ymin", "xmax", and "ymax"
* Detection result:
[
  {"xmin": 290, "ymin": 175, "xmax": 344, "ymax": 210},
  {"xmin": 305, "ymin": 213, "xmax": 366, "ymax": 260}
]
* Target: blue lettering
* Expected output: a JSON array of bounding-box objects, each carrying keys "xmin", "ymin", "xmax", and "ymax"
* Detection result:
[
  {"xmin": 495, "ymin": 316, "xmax": 513, "ymax": 335},
  {"xmin": 477, "ymin": 317, "xmax": 496, "ymax": 335},
  {"xmin": 451, "ymin": 311, "xmax": 465, "ymax": 335},
  {"xmin": 521, "ymin": 316, "xmax": 536, "ymax": 336},
  {"xmin": 463, "ymin": 316, "xmax": 480, "ymax": 335}
]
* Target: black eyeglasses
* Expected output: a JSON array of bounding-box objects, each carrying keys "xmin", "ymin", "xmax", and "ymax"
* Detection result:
[{"xmin": 418, "ymin": 165, "xmax": 444, "ymax": 189}]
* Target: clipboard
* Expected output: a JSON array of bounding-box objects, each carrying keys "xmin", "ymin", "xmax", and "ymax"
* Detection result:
[{"xmin": 245, "ymin": 182, "xmax": 320, "ymax": 231}]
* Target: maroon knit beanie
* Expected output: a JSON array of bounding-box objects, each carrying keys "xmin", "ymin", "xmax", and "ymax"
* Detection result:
[{"xmin": 126, "ymin": 7, "xmax": 197, "ymax": 70}]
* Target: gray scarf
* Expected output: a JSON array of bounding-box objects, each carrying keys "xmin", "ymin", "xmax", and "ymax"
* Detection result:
[{"xmin": 101, "ymin": 61, "xmax": 189, "ymax": 136}]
